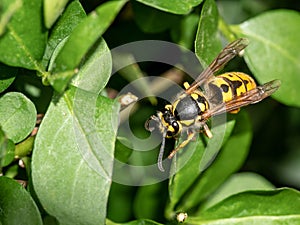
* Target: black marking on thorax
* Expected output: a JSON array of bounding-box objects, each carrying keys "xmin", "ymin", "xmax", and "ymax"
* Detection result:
[{"xmin": 174, "ymin": 95, "xmax": 200, "ymax": 121}]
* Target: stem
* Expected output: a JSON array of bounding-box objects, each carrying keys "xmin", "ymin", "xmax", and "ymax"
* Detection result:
[
  {"xmin": 15, "ymin": 136, "xmax": 35, "ymax": 158},
  {"xmin": 218, "ymin": 16, "xmax": 237, "ymax": 41}
]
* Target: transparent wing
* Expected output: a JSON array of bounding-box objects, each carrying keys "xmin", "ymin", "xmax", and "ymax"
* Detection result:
[
  {"xmin": 186, "ymin": 38, "xmax": 249, "ymax": 94},
  {"xmin": 201, "ymin": 79, "xmax": 281, "ymax": 119}
]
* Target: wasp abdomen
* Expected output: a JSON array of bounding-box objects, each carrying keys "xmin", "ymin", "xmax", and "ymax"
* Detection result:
[{"xmin": 206, "ymin": 72, "xmax": 256, "ymax": 105}]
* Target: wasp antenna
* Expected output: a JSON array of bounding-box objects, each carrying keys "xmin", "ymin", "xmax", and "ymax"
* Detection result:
[
  {"xmin": 157, "ymin": 133, "xmax": 166, "ymax": 172},
  {"xmin": 144, "ymin": 118, "xmax": 153, "ymax": 131},
  {"xmin": 145, "ymin": 115, "xmax": 159, "ymax": 132}
]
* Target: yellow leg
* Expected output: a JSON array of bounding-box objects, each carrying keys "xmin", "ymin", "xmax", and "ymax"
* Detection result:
[
  {"xmin": 203, "ymin": 123, "xmax": 213, "ymax": 138},
  {"xmin": 168, "ymin": 132, "xmax": 196, "ymax": 159},
  {"xmin": 229, "ymin": 108, "xmax": 240, "ymax": 114}
]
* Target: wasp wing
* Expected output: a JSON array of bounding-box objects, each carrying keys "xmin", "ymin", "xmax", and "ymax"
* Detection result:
[
  {"xmin": 201, "ymin": 79, "xmax": 281, "ymax": 119},
  {"xmin": 186, "ymin": 38, "xmax": 249, "ymax": 94}
]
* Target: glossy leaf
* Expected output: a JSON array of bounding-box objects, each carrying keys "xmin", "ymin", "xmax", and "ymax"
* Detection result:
[
  {"xmin": 136, "ymin": 0, "xmax": 203, "ymax": 14},
  {"xmin": 132, "ymin": 1, "xmax": 180, "ymax": 33},
  {"xmin": 133, "ymin": 182, "xmax": 166, "ymax": 220},
  {"xmin": 188, "ymin": 188, "xmax": 300, "ymax": 225},
  {"xmin": 107, "ymin": 183, "xmax": 135, "ymax": 222},
  {"xmin": 42, "ymin": 0, "xmax": 86, "ymax": 68},
  {"xmin": 0, "ymin": 0, "xmax": 22, "ymax": 35},
  {"xmin": 0, "ymin": 176, "xmax": 42, "ymax": 225},
  {"xmin": 43, "ymin": 0, "xmax": 70, "ymax": 28},
  {"xmin": 71, "ymin": 38, "xmax": 112, "ymax": 94},
  {"xmin": 201, "ymin": 172, "xmax": 275, "ymax": 210},
  {"xmin": 195, "ymin": 0, "xmax": 221, "ymax": 67},
  {"xmin": 232, "ymin": 10, "xmax": 300, "ymax": 107},
  {"xmin": 107, "ymin": 219, "xmax": 162, "ymax": 225},
  {"xmin": 180, "ymin": 111, "xmax": 252, "ymax": 210},
  {"xmin": 3, "ymin": 164, "xmax": 18, "ymax": 178},
  {"xmin": 167, "ymin": 115, "xmax": 236, "ymax": 217},
  {"xmin": 0, "ymin": 0, "xmax": 46, "ymax": 71},
  {"xmin": 0, "ymin": 92, "xmax": 37, "ymax": 143},
  {"xmin": 0, "ymin": 127, "xmax": 15, "ymax": 167},
  {"xmin": 171, "ymin": 13, "xmax": 199, "ymax": 49},
  {"xmin": 0, "ymin": 63, "xmax": 17, "ymax": 93},
  {"xmin": 48, "ymin": 0, "xmax": 127, "ymax": 93},
  {"xmin": 32, "ymin": 88, "xmax": 119, "ymax": 225},
  {"xmin": 32, "ymin": 39, "xmax": 118, "ymax": 225},
  {"xmin": 114, "ymin": 137, "xmax": 133, "ymax": 164}
]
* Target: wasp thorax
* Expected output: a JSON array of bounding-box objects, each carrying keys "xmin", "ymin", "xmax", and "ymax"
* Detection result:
[{"xmin": 172, "ymin": 93, "xmax": 209, "ymax": 123}]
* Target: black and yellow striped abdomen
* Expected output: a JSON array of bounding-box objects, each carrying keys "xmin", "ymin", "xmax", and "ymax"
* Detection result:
[
  {"xmin": 206, "ymin": 72, "xmax": 257, "ymax": 107},
  {"xmin": 157, "ymin": 72, "xmax": 258, "ymax": 137}
]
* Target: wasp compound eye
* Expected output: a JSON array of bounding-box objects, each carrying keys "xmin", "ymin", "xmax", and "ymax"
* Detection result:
[{"xmin": 172, "ymin": 121, "xmax": 180, "ymax": 134}]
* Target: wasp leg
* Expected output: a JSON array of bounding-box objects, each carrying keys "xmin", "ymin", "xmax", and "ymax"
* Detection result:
[
  {"xmin": 203, "ymin": 123, "xmax": 213, "ymax": 138},
  {"xmin": 228, "ymin": 108, "xmax": 240, "ymax": 114},
  {"xmin": 168, "ymin": 131, "xmax": 196, "ymax": 159}
]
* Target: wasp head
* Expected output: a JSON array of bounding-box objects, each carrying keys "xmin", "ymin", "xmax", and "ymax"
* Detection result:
[
  {"xmin": 145, "ymin": 105, "xmax": 182, "ymax": 138},
  {"xmin": 145, "ymin": 105, "xmax": 182, "ymax": 172}
]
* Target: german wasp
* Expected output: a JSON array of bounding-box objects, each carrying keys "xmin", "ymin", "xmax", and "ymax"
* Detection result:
[{"xmin": 145, "ymin": 38, "xmax": 281, "ymax": 172}]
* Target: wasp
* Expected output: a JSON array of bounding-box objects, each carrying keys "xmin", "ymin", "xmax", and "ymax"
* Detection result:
[{"xmin": 145, "ymin": 38, "xmax": 281, "ymax": 172}]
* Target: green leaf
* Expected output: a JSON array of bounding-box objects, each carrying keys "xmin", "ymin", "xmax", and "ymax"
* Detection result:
[
  {"xmin": 43, "ymin": 216, "xmax": 59, "ymax": 225},
  {"xmin": 0, "ymin": 63, "xmax": 17, "ymax": 93},
  {"xmin": 3, "ymin": 164, "xmax": 18, "ymax": 178},
  {"xmin": 32, "ymin": 39, "xmax": 118, "ymax": 224},
  {"xmin": 171, "ymin": 13, "xmax": 199, "ymax": 49},
  {"xmin": 47, "ymin": 37, "xmax": 111, "ymax": 96},
  {"xmin": 0, "ymin": 0, "xmax": 22, "ymax": 35},
  {"xmin": 0, "ymin": 176, "xmax": 42, "ymax": 225},
  {"xmin": 0, "ymin": 127, "xmax": 15, "ymax": 168},
  {"xmin": 112, "ymin": 54, "xmax": 156, "ymax": 105},
  {"xmin": 195, "ymin": 0, "xmax": 221, "ymax": 67},
  {"xmin": 0, "ymin": 0, "xmax": 46, "ymax": 71},
  {"xmin": 43, "ymin": 0, "xmax": 70, "ymax": 28},
  {"xmin": 106, "ymin": 219, "xmax": 163, "ymax": 225},
  {"xmin": 201, "ymin": 172, "xmax": 275, "ymax": 210},
  {"xmin": 107, "ymin": 183, "xmax": 135, "ymax": 222},
  {"xmin": 71, "ymin": 38, "xmax": 112, "ymax": 94},
  {"xmin": 133, "ymin": 182, "xmax": 166, "ymax": 221},
  {"xmin": 32, "ymin": 88, "xmax": 119, "ymax": 225},
  {"xmin": 188, "ymin": 188, "xmax": 300, "ymax": 225},
  {"xmin": 180, "ymin": 111, "xmax": 252, "ymax": 210},
  {"xmin": 232, "ymin": 10, "xmax": 300, "ymax": 107},
  {"xmin": 42, "ymin": 0, "xmax": 86, "ymax": 68},
  {"xmin": 136, "ymin": 0, "xmax": 203, "ymax": 14},
  {"xmin": 167, "ymin": 116, "xmax": 236, "ymax": 217},
  {"xmin": 49, "ymin": 0, "xmax": 127, "ymax": 93},
  {"xmin": 132, "ymin": 1, "xmax": 181, "ymax": 33},
  {"xmin": 114, "ymin": 137, "xmax": 133, "ymax": 163},
  {"xmin": 0, "ymin": 92, "xmax": 37, "ymax": 143}
]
